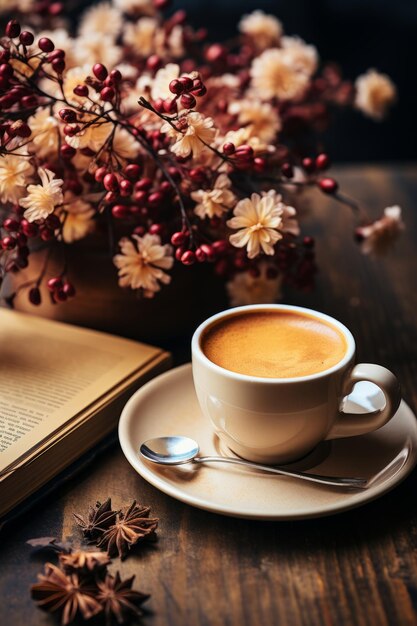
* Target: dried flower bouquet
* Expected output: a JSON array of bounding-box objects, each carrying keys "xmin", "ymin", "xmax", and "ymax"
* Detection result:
[{"xmin": 0, "ymin": 0, "xmax": 403, "ymax": 308}]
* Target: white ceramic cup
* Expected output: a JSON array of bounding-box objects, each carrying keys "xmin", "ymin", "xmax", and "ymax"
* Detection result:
[{"xmin": 191, "ymin": 304, "xmax": 401, "ymax": 464}]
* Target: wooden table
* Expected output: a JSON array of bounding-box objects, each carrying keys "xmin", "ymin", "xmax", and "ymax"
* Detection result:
[{"xmin": 2, "ymin": 164, "xmax": 417, "ymax": 626}]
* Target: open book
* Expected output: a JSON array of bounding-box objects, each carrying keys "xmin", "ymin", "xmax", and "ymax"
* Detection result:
[{"xmin": 0, "ymin": 309, "xmax": 171, "ymax": 518}]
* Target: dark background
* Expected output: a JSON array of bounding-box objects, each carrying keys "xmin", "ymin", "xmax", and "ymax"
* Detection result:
[{"xmin": 171, "ymin": 0, "xmax": 416, "ymax": 162}]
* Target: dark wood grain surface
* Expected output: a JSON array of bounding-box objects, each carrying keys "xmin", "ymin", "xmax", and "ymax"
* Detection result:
[{"xmin": 2, "ymin": 164, "xmax": 417, "ymax": 626}]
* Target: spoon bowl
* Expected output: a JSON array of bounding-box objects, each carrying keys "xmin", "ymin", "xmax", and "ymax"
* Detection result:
[{"xmin": 139, "ymin": 435, "xmax": 368, "ymax": 489}]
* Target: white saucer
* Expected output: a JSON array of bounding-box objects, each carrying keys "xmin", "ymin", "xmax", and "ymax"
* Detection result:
[{"xmin": 118, "ymin": 364, "xmax": 417, "ymax": 520}]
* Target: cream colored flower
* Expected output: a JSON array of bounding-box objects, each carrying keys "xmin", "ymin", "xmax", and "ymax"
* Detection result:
[
  {"xmin": 65, "ymin": 115, "xmax": 112, "ymax": 152},
  {"xmin": 250, "ymin": 48, "xmax": 310, "ymax": 101},
  {"xmin": 20, "ymin": 168, "xmax": 64, "ymax": 222},
  {"xmin": 61, "ymin": 196, "xmax": 95, "ymax": 243},
  {"xmin": 28, "ymin": 107, "xmax": 59, "ymax": 158},
  {"xmin": 221, "ymin": 127, "xmax": 273, "ymax": 154},
  {"xmin": 281, "ymin": 36, "xmax": 318, "ymax": 77},
  {"xmin": 355, "ymin": 69, "xmax": 397, "ymax": 120},
  {"xmin": 227, "ymin": 192, "xmax": 285, "ymax": 258},
  {"xmin": 151, "ymin": 63, "xmax": 180, "ymax": 101},
  {"xmin": 112, "ymin": 127, "xmax": 141, "ymax": 160},
  {"xmin": 227, "ymin": 264, "xmax": 283, "ymax": 306},
  {"xmin": 114, "ymin": 0, "xmax": 155, "ymax": 14},
  {"xmin": 10, "ymin": 56, "xmax": 41, "ymax": 79},
  {"xmin": 79, "ymin": 2, "xmax": 122, "ymax": 38},
  {"xmin": 262, "ymin": 190, "xmax": 299, "ymax": 236},
  {"xmin": 229, "ymin": 100, "xmax": 281, "ymax": 142},
  {"xmin": 0, "ymin": 152, "xmax": 33, "ymax": 204},
  {"xmin": 76, "ymin": 34, "xmax": 122, "ymax": 69},
  {"xmin": 122, "ymin": 74, "xmax": 152, "ymax": 112},
  {"xmin": 192, "ymin": 174, "xmax": 236, "ymax": 219},
  {"xmin": 113, "ymin": 233, "xmax": 174, "ymax": 296},
  {"xmin": 357, "ymin": 206, "xmax": 404, "ymax": 255},
  {"xmin": 61, "ymin": 66, "xmax": 93, "ymax": 106},
  {"xmin": 124, "ymin": 18, "xmax": 158, "ymax": 57},
  {"xmin": 239, "ymin": 10, "xmax": 282, "ymax": 50},
  {"xmin": 161, "ymin": 112, "xmax": 216, "ymax": 158}
]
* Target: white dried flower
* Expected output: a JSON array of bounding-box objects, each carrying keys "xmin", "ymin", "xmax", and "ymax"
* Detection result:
[
  {"xmin": 161, "ymin": 112, "xmax": 216, "ymax": 158},
  {"xmin": 229, "ymin": 99, "xmax": 281, "ymax": 142},
  {"xmin": 61, "ymin": 196, "xmax": 95, "ymax": 243},
  {"xmin": 357, "ymin": 206, "xmax": 404, "ymax": 255},
  {"xmin": 151, "ymin": 63, "xmax": 180, "ymax": 101},
  {"xmin": 355, "ymin": 69, "xmax": 397, "ymax": 120},
  {"xmin": 113, "ymin": 233, "xmax": 174, "ymax": 296},
  {"xmin": 79, "ymin": 2, "xmax": 122, "ymax": 38},
  {"xmin": 0, "ymin": 151, "xmax": 33, "ymax": 204},
  {"xmin": 124, "ymin": 18, "xmax": 158, "ymax": 57},
  {"xmin": 250, "ymin": 48, "xmax": 310, "ymax": 101},
  {"xmin": 239, "ymin": 10, "xmax": 282, "ymax": 51},
  {"xmin": 192, "ymin": 174, "xmax": 236, "ymax": 219},
  {"xmin": 28, "ymin": 107, "xmax": 59, "ymax": 158},
  {"xmin": 19, "ymin": 168, "xmax": 64, "ymax": 222},
  {"xmin": 227, "ymin": 192, "xmax": 285, "ymax": 258},
  {"xmin": 281, "ymin": 36, "xmax": 318, "ymax": 77}
]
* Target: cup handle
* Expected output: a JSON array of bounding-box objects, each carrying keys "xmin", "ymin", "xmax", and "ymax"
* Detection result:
[{"xmin": 326, "ymin": 363, "xmax": 401, "ymax": 440}]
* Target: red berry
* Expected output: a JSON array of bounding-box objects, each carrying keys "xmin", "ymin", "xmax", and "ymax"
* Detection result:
[
  {"xmin": 73, "ymin": 84, "xmax": 88, "ymax": 97},
  {"xmin": 149, "ymin": 223, "xmax": 164, "ymax": 236},
  {"xmin": 254, "ymin": 157, "xmax": 266, "ymax": 172},
  {"xmin": 21, "ymin": 219, "xmax": 38, "ymax": 237},
  {"xmin": 178, "ymin": 76, "xmax": 193, "ymax": 91},
  {"xmin": 100, "ymin": 86, "xmax": 115, "ymax": 101},
  {"xmin": 181, "ymin": 250, "xmax": 195, "ymax": 265},
  {"xmin": 180, "ymin": 93, "xmax": 196, "ymax": 109},
  {"xmin": 94, "ymin": 166, "xmax": 108, "ymax": 182},
  {"xmin": 205, "ymin": 43, "xmax": 226, "ymax": 63},
  {"xmin": 111, "ymin": 204, "xmax": 129, "ymax": 219},
  {"xmin": 110, "ymin": 69, "xmax": 122, "ymax": 83},
  {"xmin": 195, "ymin": 247, "xmax": 206, "ymax": 263},
  {"xmin": 52, "ymin": 57, "xmax": 65, "ymax": 73},
  {"xmin": 316, "ymin": 153, "xmax": 331, "ymax": 170},
  {"xmin": 2, "ymin": 236, "xmax": 16, "ymax": 250},
  {"xmin": 47, "ymin": 277, "xmax": 62, "ymax": 291},
  {"xmin": 28, "ymin": 287, "xmax": 41, "ymax": 305},
  {"xmin": 66, "ymin": 179, "xmax": 83, "ymax": 195},
  {"xmin": 103, "ymin": 173, "xmax": 119, "ymax": 192},
  {"xmin": 21, "ymin": 95, "xmax": 38, "ymax": 108},
  {"xmin": 134, "ymin": 190, "xmax": 148, "ymax": 206},
  {"xmin": 61, "ymin": 144, "xmax": 76, "ymax": 159},
  {"xmin": 171, "ymin": 231, "xmax": 187, "ymax": 246},
  {"xmin": 93, "ymin": 63, "xmax": 108, "ymax": 81},
  {"xmin": 146, "ymin": 55, "xmax": 161, "ymax": 72},
  {"xmin": 0, "ymin": 63, "xmax": 13, "ymax": 78},
  {"xmin": 63, "ymin": 282, "xmax": 76, "ymax": 297},
  {"xmin": 3, "ymin": 217, "xmax": 19, "ymax": 232},
  {"xmin": 133, "ymin": 226, "xmax": 145, "ymax": 236},
  {"xmin": 169, "ymin": 79, "xmax": 184, "ymax": 95},
  {"xmin": 281, "ymin": 163, "xmax": 294, "ymax": 178},
  {"xmin": 125, "ymin": 164, "xmax": 141, "ymax": 181},
  {"xmin": 48, "ymin": 2, "xmax": 63, "ymax": 16},
  {"xmin": 16, "ymin": 232, "xmax": 27, "ymax": 246},
  {"xmin": 19, "ymin": 31, "xmax": 34, "ymax": 46},
  {"xmin": 119, "ymin": 179, "xmax": 133, "ymax": 196},
  {"xmin": 135, "ymin": 178, "xmax": 153, "ymax": 191},
  {"xmin": 302, "ymin": 157, "xmax": 315, "ymax": 173},
  {"xmin": 38, "ymin": 37, "xmax": 54, "ymax": 52},
  {"xmin": 47, "ymin": 49, "xmax": 65, "ymax": 62},
  {"xmin": 212, "ymin": 240, "xmax": 228, "ymax": 255},
  {"xmin": 199, "ymin": 243, "xmax": 215, "ymax": 262},
  {"xmin": 235, "ymin": 145, "xmax": 253, "ymax": 159},
  {"xmin": 318, "ymin": 178, "xmax": 338, "ymax": 194},
  {"xmin": 154, "ymin": 0, "xmax": 171, "ymax": 8},
  {"xmin": 303, "ymin": 236, "xmax": 315, "ymax": 248},
  {"xmin": 223, "ymin": 142, "xmax": 235, "ymax": 156},
  {"xmin": 55, "ymin": 288, "xmax": 67, "ymax": 302},
  {"xmin": 14, "ymin": 122, "xmax": 31, "ymax": 138},
  {"xmin": 0, "ymin": 50, "xmax": 10, "ymax": 63},
  {"xmin": 5, "ymin": 20, "xmax": 20, "ymax": 38},
  {"xmin": 189, "ymin": 167, "xmax": 206, "ymax": 184},
  {"xmin": 148, "ymin": 192, "xmax": 163, "ymax": 208},
  {"xmin": 175, "ymin": 246, "xmax": 185, "ymax": 261},
  {"xmin": 59, "ymin": 108, "xmax": 77, "ymax": 123}
]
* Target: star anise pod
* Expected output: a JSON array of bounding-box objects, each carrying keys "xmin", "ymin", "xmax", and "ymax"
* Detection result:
[
  {"xmin": 73, "ymin": 498, "xmax": 118, "ymax": 540},
  {"xmin": 31, "ymin": 562, "xmax": 102, "ymax": 625},
  {"xmin": 96, "ymin": 571, "xmax": 150, "ymax": 625},
  {"xmin": 59, "ymin": 549, "xmax": 111, "ymax": 575},
  {"xmin": 97, "ymin": 500, "xmax": 159, "ymax": 560}
]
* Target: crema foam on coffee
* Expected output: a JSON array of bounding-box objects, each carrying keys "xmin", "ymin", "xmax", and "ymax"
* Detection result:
[{"xmin": 201, "ymin": 310, "xmax": 347, "ymax": 378}]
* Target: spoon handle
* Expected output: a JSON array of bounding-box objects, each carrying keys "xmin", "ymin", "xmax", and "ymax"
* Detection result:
[{"xmin": 194, "ymin": 456, "xmax": 367, "ymax": 489}]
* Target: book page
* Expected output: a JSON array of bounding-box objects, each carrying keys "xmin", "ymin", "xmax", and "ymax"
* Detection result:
[{"xmin": 0, "ymin": 309, "xmax": 162, "ymax": 472}]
